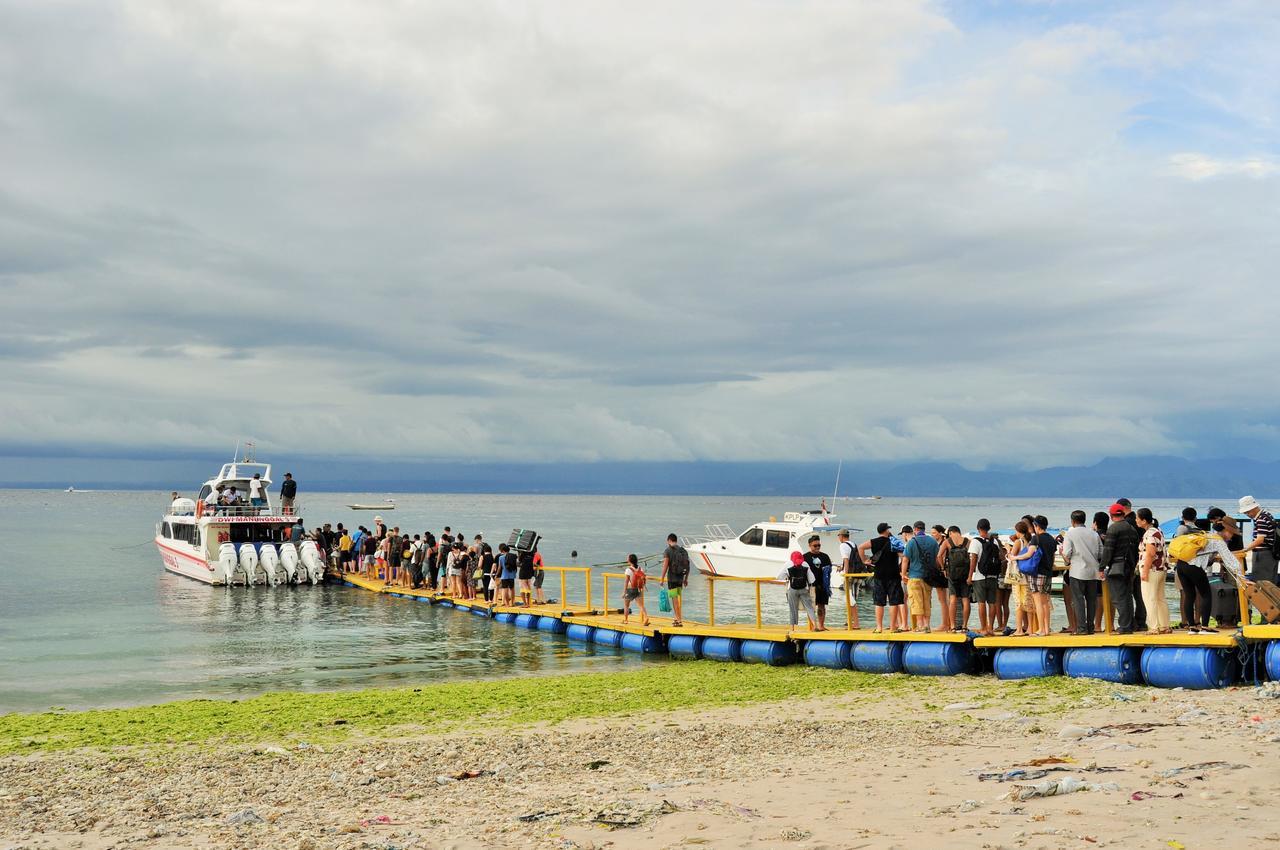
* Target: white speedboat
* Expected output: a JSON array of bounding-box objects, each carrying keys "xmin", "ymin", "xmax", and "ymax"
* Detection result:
[
  {"xmin": 155, "ymin": 455, "xmax": 320, "ymax": 586},
  {"xmin": 683, "ymin": 509, "xmax": 861, "ymax": 579}
]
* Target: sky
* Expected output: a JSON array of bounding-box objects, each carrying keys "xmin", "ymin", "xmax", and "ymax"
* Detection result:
[{"xmin": 1, "ymin": 0, "xmax": 1278, "ymax": 476}]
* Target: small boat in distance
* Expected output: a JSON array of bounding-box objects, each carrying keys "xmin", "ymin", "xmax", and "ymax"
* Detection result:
[{"xmin": 347, "ymin": 502, "xmax": 395, "ymax": 510}]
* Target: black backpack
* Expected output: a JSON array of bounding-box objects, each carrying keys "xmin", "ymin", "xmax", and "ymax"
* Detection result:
[
  {"xmin": 978, "ymin": 536, "xmax": 1003, "ymax": 577},
  {"xmin": 668, "ymin": 546, "xmax": 690, "ymax": 580},
  {"xmin": 945, "ymin": 540, "xmax": 970, "ymax": 583}
]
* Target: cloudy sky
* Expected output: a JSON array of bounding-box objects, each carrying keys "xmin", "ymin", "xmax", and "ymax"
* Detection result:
[{"xmin": 2, "ymin": 0, "xmax": 1277, "ymax": 471}]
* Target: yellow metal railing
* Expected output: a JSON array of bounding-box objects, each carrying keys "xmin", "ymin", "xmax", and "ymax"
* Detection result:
[
  {"xmin": 602, "ymin": 571, "xmax": 659, "ymax": 614},
  {"xmin": 840, "ymin": 572, "xmax": 873, "ymax": 630},
  {"xmin": 539, "ymin": 565, "xmax": 593, "ymax": 611}
]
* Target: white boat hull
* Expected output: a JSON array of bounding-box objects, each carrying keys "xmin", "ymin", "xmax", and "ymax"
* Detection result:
[{"xmin": 155, "ymin": 538, "xmax": 223, "ymax": 585}]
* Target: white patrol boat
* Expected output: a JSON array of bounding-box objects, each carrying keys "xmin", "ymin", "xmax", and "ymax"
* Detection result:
[
  {"xmin": 682, "ymin": 505, "xmax": 861, "ymax": 580},
  {"xmin": 155, "ymin": 452, "xmax": 323, "ymax": 586}
]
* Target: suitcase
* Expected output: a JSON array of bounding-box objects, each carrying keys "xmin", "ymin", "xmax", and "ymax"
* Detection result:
[
  {"xmin": 1245, "ymin": 580, "xmax": 1280, "ymax": 624},
  {"xmin": 1209, "ymin": 577, "xmax": 1240, "ymax": 627}
]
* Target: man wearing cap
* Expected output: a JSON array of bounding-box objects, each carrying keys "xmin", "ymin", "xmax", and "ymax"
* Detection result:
[
  {"xmin": 1237, "ymin": 496, "xmax": 1278, "ymax": 585},
  {"xmin": 280, "ymin": 472, "xmax": 297, "ymax": 515},
  {"xmin": 803, "ymin": 534, "xmax": 833, "ymax": 631},
  {"xmin": 1100, "ymin": 503, "xmax": 1141, "ymax": 633},
  {"xmin": 901, "ymin": 521, "xmax": 939, "ymax": 633},
  {"xmin": 837, "ymin": 529, "xmax": 862, "ymax": 629}
]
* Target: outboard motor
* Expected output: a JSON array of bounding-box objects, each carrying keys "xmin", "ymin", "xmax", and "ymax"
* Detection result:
[
  {"xmin": 299, "ymin": 540, "xmax": 325, "ymax": 584},
  {"xmin": 239, "ymin": 545, "xmax": 263, "ymax": 585},
  {"xmin": 279, "ymin": 542, "xmax": 300, "ymax": 584},
  {"xmin": 259, "ymin": 544, "xmax": 286, "ymax": 586},
  {"xmin": 219, "ymin": 542, "xmax": 245, "ymax": 585}
]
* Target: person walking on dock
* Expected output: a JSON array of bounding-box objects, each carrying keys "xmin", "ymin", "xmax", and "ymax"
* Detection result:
[
  {"xmin": 660, "ymin": 533, "xmax": 691, "ymax": 627},
  {"xmin": 1101, "ymin": 503, "xmax": 1140, "ymax": 633},
  {"xmin": 902, "ymin": 521, "xmax": 938, "ymax": 633},
  {"xmin": 778, "ymin": 551, "xmax": 821, "ymax": 630},
  {"xmin": 803, "ymin": 534, "xmax": 833, "ymax": 631},
  {"xmin": 1136, "ymin": 508, "xmax": 1171, "ymax": 634},
  {"xmin": 860, "ymin": 523, "xmax": 904, "ymax": 632},
  {"xmin": 622, "ymin": 554, "xmax": 651, "ymax": 626},
  {"xmin": 1061, "ymin": 510, "xmax": 1102, "ymax": 635}
]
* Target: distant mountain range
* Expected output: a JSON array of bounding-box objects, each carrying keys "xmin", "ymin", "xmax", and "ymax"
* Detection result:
[{"xmin": 5, "ymin": 454, "xmax": 1277, "ymax": 498}]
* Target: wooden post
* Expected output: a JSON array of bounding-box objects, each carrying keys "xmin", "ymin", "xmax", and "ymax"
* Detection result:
[
  {"xmin": 709, "ymin": 577, "xmax": 716, "ymax": 626},
  {"xmin": 755, "ymin": 579, "xmax": 762, "ymax": 629}
]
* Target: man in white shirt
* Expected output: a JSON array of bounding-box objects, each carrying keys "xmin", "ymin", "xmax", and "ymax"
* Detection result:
[
  {"xmin": 837, "ymin": 529, "xmax": 861, "ymax": 629},
  {"xmin": 967, "ymin": 518, "xmax": 1000, "ymax": 637},
  {"xmin": 1060, "ymin": 510, "xmax": 1103, "ymax": 635}
]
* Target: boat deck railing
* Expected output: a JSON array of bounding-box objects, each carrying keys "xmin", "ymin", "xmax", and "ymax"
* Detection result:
[{"xmin": 195, "ymin": 503, "xmax": 300, "ymax": 519}]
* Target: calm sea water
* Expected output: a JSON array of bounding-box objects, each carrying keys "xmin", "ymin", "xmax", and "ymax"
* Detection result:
[{"xmin": 0, "ymin": 490, "xmax": 1215, "ymax": 712}]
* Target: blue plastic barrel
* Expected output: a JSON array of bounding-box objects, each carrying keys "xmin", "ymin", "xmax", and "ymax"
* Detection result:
[
  {"xmin": 494, "ymin": 612, "xmax": 517, "ymax": 624},
  {"xmin": 1141, "ymin": 647, "xmax": 1237, "ymax": 689},
  {"xmin": 620, "ymin": 633, "xmax": 666, "ymax": 654},
  {"xmin": 470, "ymin": 606, "xmax": 490, "ymax": 617},
  {"xmin": 592, "ymin": 628, "xmax": 623, "ymax": 647},
  {"xmin": 741, "ymin": 640, "xmax": 798, "ymax": 666},
  {"xmin": 537, "ymin": 616, "xmax": 567, "ymax": 633},
  {"xmin": 850, "ymin": 641, "xmax": 906, "ymax": 674},
  {"xmin": 1062, "ymin": 647, "xmax": 1143, "ymax": 684},
  {"xmin": 804, "ymin": 640, "xmax": 853, "ymax": 669},
  {"xmin": 667, "ymin": 634, "xmax": 705, "ymax": 659},
  {"xmin": 565, "ymin": 624, "xmax": 595, "ymax": 643},
  {"xmin": 514, "ymin": 613, "xmax": 539, "ymax": 630},
  {"xmin": 902, "ymin": 642, "xmax": 972, "ymax": 676},
  {"xmin": 994, "ymin": 648, "xmax": 1063, "ymax": 680},
  {"xmin": 437, "ymin": 601, "xmax": 453, "ymax": 608},
  {"xmin": 1266, "ymin": 641, "xmax": 1280, "ymax": 681},
  {"xmin": 701, "ymin": 637, "xmax": 743, "ymax": 663}
]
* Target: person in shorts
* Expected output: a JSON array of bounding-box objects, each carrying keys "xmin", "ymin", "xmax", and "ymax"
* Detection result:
[
  {"xmin": 497, "ymin": 543, "xmax": 518, "ymax": 605},
  {"xmin": 858, "ymin": 523, "xmax": 905, "ymax": 632},
  {"xmin": 622, "ymin": 554, "xmax": 650, "ymax": 626},
  {"xmin": 517, "ymin": 547, "xmax": 536, "ymax": 607},
  {"xmin": 660, "ymin": 533, "xmax": 691, "ymax": 627},
  {"xmin": 532, "ymin": 548, "xmax": 547, "ymax": 604},
  {"xmin": 802, "ymin": 534, "xmax": 833, "ymax": 630},
  {"xmin": 967, "ymin": 518, "xmax": 1001, "ymax": 636}
]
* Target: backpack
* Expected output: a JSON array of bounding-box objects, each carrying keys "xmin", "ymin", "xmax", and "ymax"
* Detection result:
[
  {"xmin": 945, "ymin": 540, "xmax": 970, "ymax": 583},
  {"xmin": 1017, "ymin": 546, "xmax": 1042, "ymax": 575},
  {"xmin": 978, "ymin": 536, "xmax": 1004, "ymax": 577},
  {"xmin": 1167, "ymin": 532, "xmax": 1208, "ymax": 563},
  {"xmin": 668, "ymin": 546, "xmax": 690, "ymax": 581}
]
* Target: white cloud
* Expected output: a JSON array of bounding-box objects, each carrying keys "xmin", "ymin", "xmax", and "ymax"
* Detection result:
[{"xmin": 1167, "ymin": 153, "xmax": 1279, "ymax": 180}]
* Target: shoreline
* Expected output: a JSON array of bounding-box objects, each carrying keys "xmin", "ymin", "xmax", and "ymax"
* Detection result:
[{"xmin": 2, "ymin": 665, "xmax": 1277, "ymax": 849}]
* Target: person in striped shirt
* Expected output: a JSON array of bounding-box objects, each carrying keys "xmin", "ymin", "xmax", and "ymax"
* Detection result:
[{"xmin": 1238, "ymin": 496, "xmax": 1278, "ymax": 585}]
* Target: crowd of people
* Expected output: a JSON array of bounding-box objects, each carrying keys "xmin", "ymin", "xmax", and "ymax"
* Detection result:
[
  {"xmin": 299, "ymin": 494, "xmax": 1276, "ymax": 636},
  {"xmin": 310, "ymin": 517, "xmax": 550, "ymax": 607},
  {"xmin": 781, "ymin": 496, "xmax": 1274, "ymax": 636}
]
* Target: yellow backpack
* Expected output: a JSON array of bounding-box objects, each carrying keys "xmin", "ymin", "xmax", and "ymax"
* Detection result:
[{"xmin": 1167, "ymin": 532, "xmax": 1208, "ymax": 563}]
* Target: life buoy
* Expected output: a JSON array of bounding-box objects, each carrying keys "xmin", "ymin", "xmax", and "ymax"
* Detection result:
[{"xmin": 195, "ymin": 500, "xmax": 205, "ymax": 519}]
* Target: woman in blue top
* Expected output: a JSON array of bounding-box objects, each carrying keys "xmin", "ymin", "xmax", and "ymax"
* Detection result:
[{"xmin": 497, "ymin": 543, "xmax": 518, "ymax": 606}]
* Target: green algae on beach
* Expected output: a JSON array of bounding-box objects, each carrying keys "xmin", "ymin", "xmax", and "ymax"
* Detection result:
[{"xmin": 0, "ymin": 663, "xmax": 1104, "ymax": 754}]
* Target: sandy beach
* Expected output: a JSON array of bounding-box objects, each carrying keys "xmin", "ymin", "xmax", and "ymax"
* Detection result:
[{"xmin": 2, "ymin": 669, "xmax": 1278, "ymax": 850}]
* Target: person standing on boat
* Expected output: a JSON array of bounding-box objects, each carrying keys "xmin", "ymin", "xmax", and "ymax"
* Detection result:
[
  {"xmin": 1237, "ymin": 495, "xmax": 1278, "ymax": 585},
  {"xmin": 248, "ymin": 473, "xmax": 266, "ymax": 510},
  {"xmin": 777, "ymin": 551, "xmax": 820, "ymax": 630},
  {"xmin": 803, "ymin": 535, "xmax": 833, "ymax": 631},
  {"xmin": 859, "ymin": 523, "xmax": 904, "ymax": 632},
  {"xmin": 660, "ymin": 533, "xmax": 691, "ymax": 627},
  {"xmin": 901, "ymin": 521, "xmax": 938, "ymax": 633},
  {"xmin": 280, "ymin": 473, "xmax": 297, "ymax": 515}
]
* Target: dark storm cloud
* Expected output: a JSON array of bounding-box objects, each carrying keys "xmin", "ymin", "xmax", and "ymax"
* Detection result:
[{"xmin": 0, "ymin": 0, "xmax": 1277, "ymax": 465}]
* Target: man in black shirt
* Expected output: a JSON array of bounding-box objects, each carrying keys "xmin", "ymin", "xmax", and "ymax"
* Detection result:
[
  {"xmin": 803, "ymin": 535, "xmax": 834, "ymax": 631},
  {"xmin": 279, "ymin": 473, "xmax": 298, "ymax": 515},
  {"xmin": 1116, "ymin": 498, "xmax": 1147, "ymax": 630},
  {"xmin": 1032, "ymin": 516, "xmax": 1057, "ymax": 636},
  {"xmin": 1101, "ymin": 503, "xmax": 1141, "ymax": 633}
]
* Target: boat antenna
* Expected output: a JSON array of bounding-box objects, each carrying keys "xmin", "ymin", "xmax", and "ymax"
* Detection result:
[{"xmin": 832, "ymin": 459, "xmax": 842, "ymax": 504}]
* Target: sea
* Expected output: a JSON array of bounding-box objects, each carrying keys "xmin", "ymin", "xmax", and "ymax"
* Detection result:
[{"xmin": 0, "ymin": 490, "xmax": 1217, "ymax": 713}]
